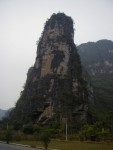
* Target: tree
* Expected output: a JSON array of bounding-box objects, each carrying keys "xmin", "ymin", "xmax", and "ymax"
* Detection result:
[
  {"xmin": 81, "ymin": 124, "xmax": 99, "ymax": 141},
  {"xmin": 40, "ymin": 129, "xmax": 52, "ymax": 150},
  {"xmin": 4, "ymin": 129, "xmax": 12, "ymax": 144}
]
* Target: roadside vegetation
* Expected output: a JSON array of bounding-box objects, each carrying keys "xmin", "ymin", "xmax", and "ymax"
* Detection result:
[
  {"xmin": 0, "ymin": 115, "xmax": 113, "ymax": 150},
  {"xmin": 0, "ymin": 111, "xmax": 113, "ymax": 149}
]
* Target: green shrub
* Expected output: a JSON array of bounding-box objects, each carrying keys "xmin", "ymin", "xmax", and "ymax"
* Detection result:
[
  {"xmin": 12, "ymin": 131, "xmax": 24, "ymax": 141},
  {"xmin": 23, "ymin": 124, "xmax": 34, "ymax": 134},
  {"xmin": 81, "ymin": 124, "xmax": 102, "ymax": 141},
  {"xmin": 0, "ymin": 130, "xmax": 5, "ymax": 141},
  {"xmin": 99, "ymin": 128, "xmax": 109, "ymax": 141},
  {"xmin": 4, "ymin": 129, "xmax": 13, "ymax": 144},
  {"xmin": 40, "ymin": 128, "xmax": 52, "ymax": 150}
]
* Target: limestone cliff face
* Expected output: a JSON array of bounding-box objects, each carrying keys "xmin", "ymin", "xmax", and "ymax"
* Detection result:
[
  {"xmin": 33, "ymin": 13, "xmax": 74, "ymax": 78},
  {"xmin": 11, "ymin": 13, "xmax": 91, "ymax": 126}
]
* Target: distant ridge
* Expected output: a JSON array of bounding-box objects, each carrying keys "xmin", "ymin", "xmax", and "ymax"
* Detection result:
[
  {"xmin": 78, "ymin": 39, "xmax": 113, "ymax": 116},
  {"xmin": 0, "ymin": 109, "xmax": 7, "ymax": 120}
]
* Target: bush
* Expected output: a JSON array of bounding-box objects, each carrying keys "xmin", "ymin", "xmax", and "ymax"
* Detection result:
[
  {"xmin": 99, "ymin": 128, "xmax": 109, "ymax": 141},
  {"xmin": 4, "ymin": 129, "xmax": 13, "ymax": 144},
  {"xmin": 12, "ymin": 131, "xmax": 24, "ymax": 141},
  {"xmin": 80, "ymin": 123, "xmax": 109, "ymax": 141},
  {"xmin": 80, "ymin": 124, "xmax": 101, "ymax": 141},
  {"xmin": 0, "ymin": 130, "xmax": 5, "ymax": 141},
  {"xmin": 40, "ymin": 128, "xmax": 52, "ymax": 150},
  {"xmin": 23, "ymin": 124, "xmax": 34, "ymax": 134}
]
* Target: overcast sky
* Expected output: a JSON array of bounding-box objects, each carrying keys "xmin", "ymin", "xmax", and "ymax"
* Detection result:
[{"xmin": 0, "ymin": 0, "xmax": 113, "ymax": 110}]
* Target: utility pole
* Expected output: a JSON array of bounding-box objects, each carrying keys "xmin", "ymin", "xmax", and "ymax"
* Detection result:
[
  {"xmin": 7, "ymin": 123, "xmax": 9, "ymax": 130},
  {"xmin": 66, "ymin": 118, "xmax": 68, "ymax": 141}
]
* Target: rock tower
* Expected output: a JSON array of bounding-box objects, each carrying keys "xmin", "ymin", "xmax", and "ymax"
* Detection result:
[{"xmin": 11, "ymin": 13, "xmax": 91, "ymax": 127}]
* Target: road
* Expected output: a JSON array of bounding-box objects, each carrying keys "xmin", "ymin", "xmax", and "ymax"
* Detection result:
[{"xmin": 0, "ymin": 143, "xmax": 42, "ymax": 150}]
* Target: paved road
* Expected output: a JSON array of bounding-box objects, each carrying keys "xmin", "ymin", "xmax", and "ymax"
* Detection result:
[{"xmin": 0, "ymin": 143, "xmax": 42, "ymax": 150}]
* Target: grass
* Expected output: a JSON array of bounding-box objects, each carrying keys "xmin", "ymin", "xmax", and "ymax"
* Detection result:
[{"xmin": 15, "ymin": 140, "xmax": 113, "ymax": 150}]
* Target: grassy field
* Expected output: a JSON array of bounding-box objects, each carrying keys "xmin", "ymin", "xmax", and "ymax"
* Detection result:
[{"xmin": 15, "ymin": 140, "xmax": 113, "ymax": 150}]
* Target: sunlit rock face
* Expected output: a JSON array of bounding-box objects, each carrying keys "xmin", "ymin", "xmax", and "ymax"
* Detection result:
[
  {"xmin": 11, "ymin": 13, "xmax": 92, "ymax": 126},
  {"xmin": 34, "ymin": 13, "xmax": 74, "ymax": 78}
]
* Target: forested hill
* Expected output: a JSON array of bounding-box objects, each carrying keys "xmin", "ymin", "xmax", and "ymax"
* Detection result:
[{"xmin": 78, "ymin": 39, "xmax": 113, "ymax": 116}]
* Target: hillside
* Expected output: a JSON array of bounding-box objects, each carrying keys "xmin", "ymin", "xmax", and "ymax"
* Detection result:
[{"xmin": 78, "ymin": 39, "xmax": 113, "ymax": 116}]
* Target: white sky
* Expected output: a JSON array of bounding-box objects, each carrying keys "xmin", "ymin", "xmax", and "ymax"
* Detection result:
[{"xmin": 0, "ymin": 0, "xmax": 113, "ymax": 110}]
